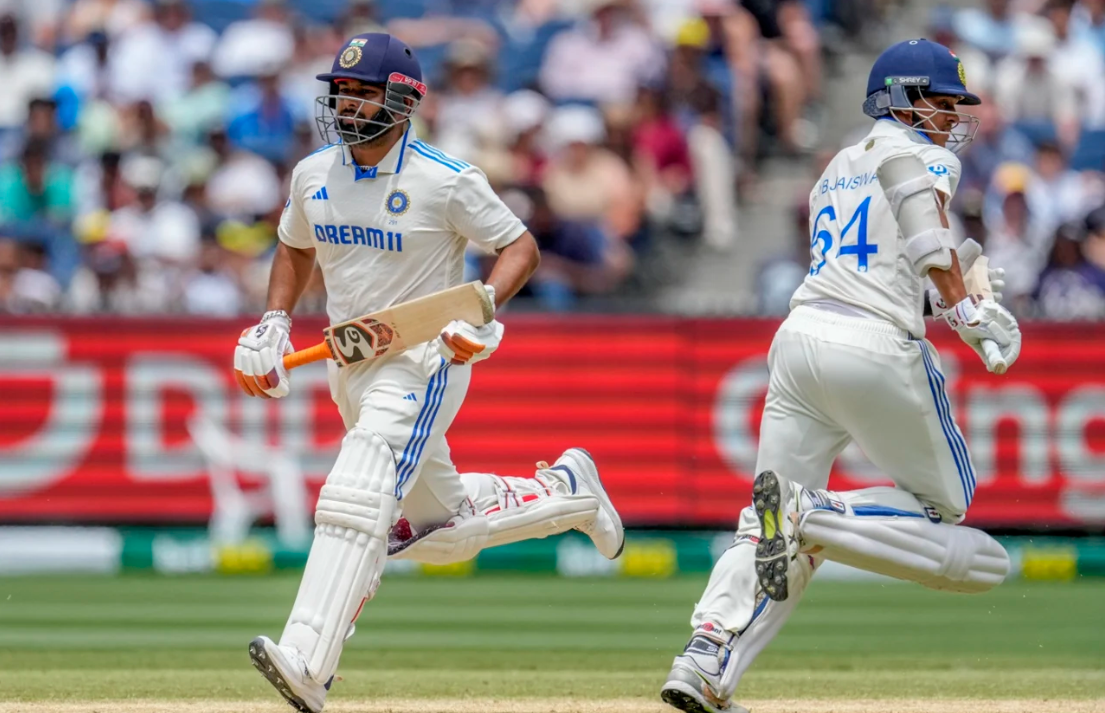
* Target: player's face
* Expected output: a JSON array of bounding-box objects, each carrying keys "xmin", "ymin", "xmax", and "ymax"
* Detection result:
[
  {"xmin": 336, "ymin": 80, "xmax": 385, "ymax": 118},
  {"xmin": 911, "ymin": 94, "xmax": 959, "ymax": 148}
]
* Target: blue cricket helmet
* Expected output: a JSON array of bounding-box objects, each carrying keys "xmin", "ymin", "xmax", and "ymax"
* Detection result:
[
  {"xmin": 317, "ymin": 32, "xmax": 424, "ymax": 88},
  {"xmin": 315, "ymin": 33, "xmax": 426, "ymax": 146},
  {"xmin": 864, "ymin": 38, "xmax": 980, "ymax": 115},
  {"xmin": 862, "ymin": 38, "xmax": 981, "ymax": 153}
]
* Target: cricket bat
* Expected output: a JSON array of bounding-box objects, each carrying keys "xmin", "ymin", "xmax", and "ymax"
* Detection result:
[
  {"xmin": 282, "ymin": 281, "xmax": 495, "ymax": 370},
  {"xmin": 962, "ymin": 255, "xmax": 1007, "ymax": 375}
]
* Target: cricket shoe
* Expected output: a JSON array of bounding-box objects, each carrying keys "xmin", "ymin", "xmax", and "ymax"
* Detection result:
[
  {"xmin": 660, "ymin": 623, "xmax": 750, "ymax": 713},
  {"xmin": 249, "ymin": 636, "xmax": 332, "ymax": 713},
  {"xmin": 539, "ymin": 448, "xmax": 624, "ymax": 559},
  {"xmin": 752, "ymin": 469, "xmax": 803, "ymax": 601}
]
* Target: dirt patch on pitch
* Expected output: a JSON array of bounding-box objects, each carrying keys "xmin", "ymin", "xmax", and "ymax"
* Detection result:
[{"xmin": 2, "ymin": 700, "xmax": 1103, "ymax": 713}]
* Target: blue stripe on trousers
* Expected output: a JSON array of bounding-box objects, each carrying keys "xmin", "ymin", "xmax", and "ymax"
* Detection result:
[
  {"xmin": 914, "ymin": 342, "xmax": 972, "ymax": 508},
  {"xmin": 394, "ymin": 364, "xmax": 447, "ymax": 496}
]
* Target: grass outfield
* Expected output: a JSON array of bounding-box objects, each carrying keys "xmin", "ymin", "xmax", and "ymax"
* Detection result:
[{"xmin": 0, "ymin": 574, "xmax": 1102, "ymax": 712}]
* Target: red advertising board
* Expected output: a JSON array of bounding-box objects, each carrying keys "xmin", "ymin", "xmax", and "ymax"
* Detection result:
[{"xmin": 1, "ymin": 316, "xmax": 1103, "ymax": 528}]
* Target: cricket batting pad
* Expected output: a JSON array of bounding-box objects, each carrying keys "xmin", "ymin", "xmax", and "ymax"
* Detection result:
[
  {"xmin": 281, "ymin": 427, "xmax": 397, "ymax": 683},
  {"xmin": 800, "ymin": 509, "xmax": 1009, "ymax": 593}
]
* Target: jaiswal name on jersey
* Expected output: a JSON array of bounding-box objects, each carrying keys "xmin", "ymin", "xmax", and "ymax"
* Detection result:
[
  {"xmin": 278, "ymin": 127, "xmax": 526, "ymax": 327},
  {"xmin": 790, "ymin": 119, "xmax": 961, "ymax": 338}
]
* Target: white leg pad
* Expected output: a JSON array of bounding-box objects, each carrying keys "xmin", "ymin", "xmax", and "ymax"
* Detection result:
[
  {"xmin": 280, "ymin": 427, "xmax": 397, "ymax": 683},
  {"xmin": 390, "ymin": 473, "xmax": 598, "ymax": 565},
  {"xmin": 799, "ymin": 509, "xmax": 1010, "ymax": 593}
]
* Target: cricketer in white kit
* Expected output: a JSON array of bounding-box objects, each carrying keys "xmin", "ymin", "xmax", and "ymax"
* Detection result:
[
  {"xmin": 232, "ymin": 33, "xmax": 624, "ymax": 713},
  {"xmin": 661, "ymin": 39, "xmax": 1023, "ymax": 713}
]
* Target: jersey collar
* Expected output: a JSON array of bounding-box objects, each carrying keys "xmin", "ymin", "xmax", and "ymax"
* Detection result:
[
  {"xmin": 340, "ymin": 124, "xmax": 415, "ymax": 181},
  {"xmin": 870, "ymin": 116, "xmax": 934, "ymax": 145}
]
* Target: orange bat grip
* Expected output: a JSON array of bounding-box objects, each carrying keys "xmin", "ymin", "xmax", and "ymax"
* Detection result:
[{"xmin": 283, "ymin": 342, "xmax": 332, "ymax": 370}]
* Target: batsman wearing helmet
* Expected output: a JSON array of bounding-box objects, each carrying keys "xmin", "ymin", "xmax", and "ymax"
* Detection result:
[
  {"xmin": 235, "ymin": 34, "xmax": 623, "ymax": 713},
  {"xmin": 661, "ymin": 40, "xmax": 1022, "ymax": 713}
]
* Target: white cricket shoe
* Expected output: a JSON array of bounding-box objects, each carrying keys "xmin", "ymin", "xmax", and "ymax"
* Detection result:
[
  {"xmin": 249, "ymin": 635, "xmax": 330, "ymax": 713},
  {"xmin": 752, "ymin": 469, "xmax": 803, "ymax": 601},
  {"xmin": 660, "ymin": 623, "xmax": 750, "ymax": 713},
  {"xmin": 542, "ymin": 448, "xmax": 624, "ymax": 559}
]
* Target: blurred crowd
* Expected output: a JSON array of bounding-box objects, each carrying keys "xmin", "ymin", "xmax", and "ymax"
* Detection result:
[
  {"xmin": 0, "ymin": 0, "xmax": 879, "ymax": 315},
  {"xmin": 759, "ymin": 0, "xmax": 1105, "ymax": 321}
]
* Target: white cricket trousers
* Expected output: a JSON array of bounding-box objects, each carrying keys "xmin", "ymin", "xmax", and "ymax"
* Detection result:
[
  {"xmin": 687, "ymin": 305, "xmax": 981, "ymax": 694},
  {"xmin": 327, "ymin": 341, "xmax": 473, "ymax": 531},
  {"xmin": 757, "ymin": 304, "xmax": 976, "ymax": 519}
]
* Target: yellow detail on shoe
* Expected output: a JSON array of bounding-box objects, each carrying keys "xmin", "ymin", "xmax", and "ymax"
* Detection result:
[{"xmin": 764, "ymin": 510, "xmax": 778, "ymax": 540}]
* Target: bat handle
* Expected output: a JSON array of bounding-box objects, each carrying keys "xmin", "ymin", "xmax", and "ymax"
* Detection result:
[
  {"xmin": 981, "ymin": 339, "xmax": 1007, "ymax": 375},
  {"xmin": 283, "ymin": 342, "xmax": 332, "ymax": 371}
]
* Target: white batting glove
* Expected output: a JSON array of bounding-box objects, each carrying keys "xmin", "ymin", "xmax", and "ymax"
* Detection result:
[
  {"xmin": 942, "ymin": 297, "xmax": 1022, "ymax": 373},
  {"xmin": 436, "ymin": 319, "xmax": 504, "ymax": 366},
  {"xmin": 234, "ymin": 311, "xmax": 293, "ymax": 398},
  {"xmin": 928, "ymin": 239, "xmax": 1006, "ymax": 316}
]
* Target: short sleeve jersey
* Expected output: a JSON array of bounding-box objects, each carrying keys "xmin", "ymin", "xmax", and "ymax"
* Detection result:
[
  {"xmin": 790, "ymin": 118, "xmax": 962, "ymax": 337},
  {"xmin": 279, "ymin": 126, "xmax": 526, "ymax": 325}
]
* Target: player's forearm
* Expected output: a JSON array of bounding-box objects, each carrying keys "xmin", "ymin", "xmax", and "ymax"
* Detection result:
[
  {"xmin": 928, "ymin": 199, "xmax": 968, "ymax": 308},
  {"xmin": 928, "ymin": 252, "xmax": 968, "ymax": 307},
  {"xmin": 486, "ymin": 232, "xmax": 540, "ymax": 309},
  {"xmin": 265, "ymin": 241, "xmax": 316, "ymax": 314}
]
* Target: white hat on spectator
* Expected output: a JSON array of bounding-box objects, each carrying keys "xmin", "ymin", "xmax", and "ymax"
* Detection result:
[
  {"xmin": 1016, "ymin": 18, "xmax": 1057, "ymax": 59},
  {"xmin": 122, "ymin": 155, "xmax": 165, "ymax": 192},
  {"xmin": 503, "ymin": 90, "xmax": 550, "ymax": 141},
  {"xmin": 545, "ymin": 104, "xmax": 605, "ymax": 153}
]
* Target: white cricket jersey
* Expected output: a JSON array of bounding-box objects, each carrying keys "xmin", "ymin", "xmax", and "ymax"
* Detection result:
[
  {"xmin": 278, "ymin": 126, "xmax": 526, "ymax": 326},
  {"xmin": 790, "ymin": 119, "xmax": 962, "ymax": 338}
]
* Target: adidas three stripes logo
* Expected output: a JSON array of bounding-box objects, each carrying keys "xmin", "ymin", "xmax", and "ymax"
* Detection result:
[{"xmin": 311, "ymin": 187, "xmax": 330, "ymax": 201}]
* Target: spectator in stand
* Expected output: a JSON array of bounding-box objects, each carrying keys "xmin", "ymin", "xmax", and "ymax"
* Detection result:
[
  {"xmin": 954, "ymin": 0, "xmax": 1018, "ymax": 61},
  {"xmin": 0, "ymin": 13, "xmax": 56, "ymax": 132},
  {"xmin": 1031, "ymin": 140, "xmax": 1102, "ymax": 228},
  {"xmin": 539, "ymin": 0, "xmax": 664, "ymax": 105},
  {"xmin": 631, "ymin": 83, "xmax": 695, "ymax": 236},
  {"xmin": 956, "ymin": 92, "xmax": 1036, "ymax": 195},
  {"xmin": 0, "ymin": 138, "xmax": 74, "ymax": 226},
  {"xmin": 161, "ymin": 60, "xmax": 231, "ymax": 146},
  {"xmin": 227, "ymin": 69, "xmax": 298, "ymax": 166},
  {"xmin": 74, "ymin": 150, "xmax": 134, "ymax": 218},
  {"xmin": 1072, "ymin": 0, "xmax": 1105, "ymax": 55},
  {"xmin": 984, "ymin": 162, "xmax": 1056, "ymax": 314},
  {"xmin": 57, "ymin": 29, "xmax": 112, "ymax": 106},
  {"xmin": 181, "ymin": 238, "xmax": 241, "ymax": 315},
  {"xmin": 504, "ymin": 186, "xmax": 632, "ymax": 309},
  {"xmin": 542, "ymin": 105, "xmax": 644, "ymax": 250},
  {"xmin": 433, "ymin": 39, "xmax": 504, "ymax": 160},
  {"xmin": 339, "ymin": 0, "xmax": 385, "ymax": 37},
  {"xmin": 107, "ymin": 0, "xmax": 216, "ymax": 104},
  {"xmin": 1035, "ymin": 219, "xmax": 1105, "ymax": 319},
  {"xmin": 118, "ymin": 99, "xmax": 174, "ymax": 165},
  {"xmin": 501, "ymin": 89, "xmax": 550, "ymax": 187},
  {"xmin": 203, "ymin": 126, "xmax": 282, "ymax": 220},
  {"xmin": 686, "ymin": 84, "xmax": 738, "ymax": 251},
  {"xmin": 108, "ymin": 154, "xmax": 199, "ymax": 267},
  {"xmin": 0, "ymin": 237, "xmax": 62, "ymax": 312},
  {"xmin": 1, "ymin": 98, "xmax": 80, "ymax": 166},
  {"xmin": 62, "ymin": 0, "xmax": 149, "ymax": 44},
  {"xmin": 1045, "ymin": 0, "xmax": 1105, "ymax": 131},
  {"xmin": 67, "ymin": 212, "xmax": 142, "ymax": 313},
  {"xmin": 756, "ymin": 199, "xmax": 809, "ymax": 315},
  {"xmin": 993, "ymin": 18, "xmax": 1080, "ymax": 148},
  {"xmin": 211, "ymin": 0, "xmax": 294, "ymax": 80}
]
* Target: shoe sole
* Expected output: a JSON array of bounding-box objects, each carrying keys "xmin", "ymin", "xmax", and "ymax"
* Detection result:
[
  {"xmin": 753, "ymin": 470, "xmax": 790, "ymax": 601},
  {"xmin": 565, "ymin": 447, "xmax": 625, "ymax": 559},
  {"xmin": 248, "ymin": 637, "xmax": 314, "ymax": 713},
  {"xmin": 660, "ymin": 682, "xmax": 719, "ymax": 713}
]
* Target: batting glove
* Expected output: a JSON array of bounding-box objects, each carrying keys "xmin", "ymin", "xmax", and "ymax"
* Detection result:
[
  {"xmin": 943, "ymin": 297, "xmax": 1022, "ymax": 373},
  {"xmin": 234, "ymin": 311, "xmax": 293, "ymax": 398},
  {"xmin": 436, "ymin": 319, "xmax": 504, "ymax": 366},
  {"xmin": 927, "ymin": 239, "xmax": 1006, "ymax": 317}
]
